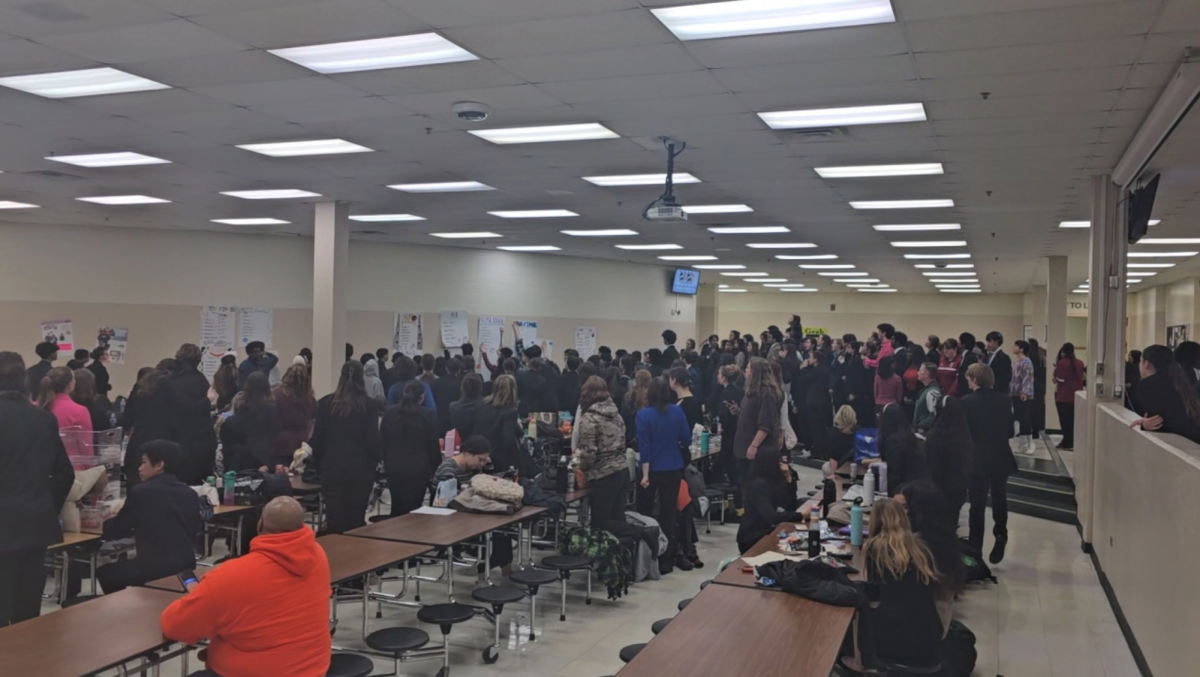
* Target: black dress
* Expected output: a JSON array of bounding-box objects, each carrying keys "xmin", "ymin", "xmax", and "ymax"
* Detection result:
[
  {"xmin": 862, "ymin": 562, "xmax": 943, "ymax": 665},
  {"xmin": 169, "ymin": 367, "xmax": 218, "ymax": 485},
  {"xmin": 381, "ymin": 406, "xmax": 441, "ymax": 516},
  {"xmin": 120, "ymin": 384, "xmax": 182, "ymax": 487},
  {"xmin": 218, "ymin": 404, "xmax": 280, "ymax": 472},
  {"xmin": 310, "ymin": 397, "xmax": 381, "ymax": 533}
]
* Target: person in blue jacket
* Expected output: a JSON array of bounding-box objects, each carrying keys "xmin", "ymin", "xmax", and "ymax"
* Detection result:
[
  {"xmin": 635, "ymin": 377, "xmax": 692, "ymax": 574},
  {"xmin": 385, "ymin": 354, "xmax": 435, "ymax": 412}
]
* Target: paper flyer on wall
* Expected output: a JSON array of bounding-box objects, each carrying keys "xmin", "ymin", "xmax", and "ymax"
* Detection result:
[
  {"xmin": 41, "ymin": 319, "xmax": 74, "ymax": 352},
  {"xmin": 393, "ymin": 313, "xmax": 422, "ymax": 355},
  {"xmin": 477, "ymin": 316, "xmax": 504, "ymax": 382},
  {"xmin": 574, "ymin": 326, "xmax": 596, "ymax": 359},
  {"xmin": 200, "ymin": 306, "xmax": 238, "ymax": 350},
  {"xmin": 96, "ymin": 327, "xmax": 128, "ymax": 365},
  {"xmin": 514, "ymin": 320, "xmax": 537, "ymax": 352},
  {"xmin": 238, "ymin": 307, "xmax": 273, "ymax": 348},
  {"xmin": 440, "ymin": 310, "xmax": 469, "ymax": 348}
]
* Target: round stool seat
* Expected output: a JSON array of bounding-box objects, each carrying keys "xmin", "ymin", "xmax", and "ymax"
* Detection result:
[
  {"xmin": 510, "ymin": 568, "xmax": 559, "ymax": 587},
  {"xmin": 876, "ymin": 657, "xmax": 943, "ymax": 675},
  {"xmin": 699, "ymin": 579, "xmax": 711, "ymax": 590},
  {"xmin": 541, "ymin": 555, "xmax": 590, "ymax": 571},
  {"xmin": 677, "ymin": 598, "xmax": 692, "ymax": 611},
  {"xmin": 472, "ymin": 585, "xmax": 525, "ymax": 606},
  {"xmin": 618, "ymin": 643, "xmax": 647, "ymax": 663},
  {"xmin": 651, "ymin": 618, "xmax": 672, "ymax": 635},
  {"xmin": 325, "ymin": 653, "xmax": 375, "ymax": 677},
  {"xmin": 417, "ymin": 602, "xmax": 477, "ymax": 627},
  {"xmin": 365, "ymin": 627, "xmax": 431, "ymax": 654},
  {"xmin": 60, "ymin": 595, "xmax": 101, "ymax": 608}
]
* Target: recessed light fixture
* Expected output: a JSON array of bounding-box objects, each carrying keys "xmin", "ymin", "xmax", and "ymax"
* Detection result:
[
  {"xmin": 1127, "ymin": 251, "xmax": 1196, "ymax": 257},
  {"xmin": 847, "ymin": 283, "xmax": 889, "ymax": 288},
  {"xmin": 721, "ymin": 272, "xmax": 769, "ymax": 277},
  {"xmin": 935, "ymin": 284, "xmax": 981, "ymax": 289},
  {"xmin": 746, "ymin": 242, "xmax": 816, "ymax": 249},
  {"xmin": 921, "ymin": 271, "xmax": 976, "ymax": 277},
  {"xmin": 0, "ymin": 67, "xmax": 169, "ymax": 98},
  {"xmin": 858, "ymin": 288, "xmax": 898, "ymax": 293},
  {"xmin": 851, "ymin": 199, "xmax": 954, "ymax": 209},
  {"xmin": 815, "ymin": 163, "xmax": 943, "ymax": 179},
  {"xmin": 915, "ymin": 263, "xmax": 974, "ymax": 269},
  {"xmin": 904, "ymin": 253, "xmax": 971, "ymax": 260},
  {"xmin": 819, "ymin": 271, "xmax": 868, "ymax": 277},
  {"xmin": 929, "ymin": 278, "xmax": 979, "ymax": 283},
  {"xmin": 763, "ymin": 283, "xmax": 806, "ymax": 288},
  {"xmin": 237, "ymin": 139, "xmax": 374, "ymax": 157},
  {"xmin": 800, "ymin": 264, "xmax": 854, "ymax": 269},
  {"xmin": 1072, "ymin": 289, "xmax": 1089, "ymax": 294},
  {"xmin": 707, "ymin": 226, "xmax": 789, "ymax": 234},
  {"xmin": 583, "ymin": 173, "xmax": 700, "ymax": 186},
  {"xmin": 615, "ymin": 244, "xmax": 682, "ymax": 250},
  {"xmin": 1150, "ymin": 220, "xmax": 1162, "ymax": 226},
  {"xmin": 891, "ymin": 240, "xmax": 967, "ymax": 248},
  {"xmin": 777, "ymin": 254, "xmax": 838, "ymax": 260},
  {"xmin": 1126, "ymin": 271, "xmax": 1157, "ymax": 277},
  {"xmin": 349, "ymin": 214, "xmax": 425, "ymax": 222},
  {"xmin": 1059, "ymin": 221, "xmax": 1091, "ymax": 228},
  {"xmin": 489, "ymin": 209, "xmax": 578, "ymax": 218},
  {"xmin": 1126, "ymin": 263, "xmax": 1175, "ymax": 268},
  {"xmin": 682, "ymin": 204, "xmax": 754, "ymax": 214},
  {"xmin": 46, "ymin": 152, "xmax": 170, "ymax": 168},
  {"xmin": 719, "ymin": 288, "xmax": 748, "ymax": 293},
  {"xmin": 268, "ymin": 33, "xmax": 478, "ymax": 74},
  {"xmin": 562, "ymin": 229, "xmax": 639, "ymax": 237},
  {"xmin": 1139, "ymin": 238, "xmax": 1200, "ymax": 245},
  {"xmin": 719, "ymin": 284, "xmax": 729, "ymax": 288},
  {"xmin": 430, "ymin": 232, "xmax": 502, "ymax": 239},
  {"xmin": 874, "ymin": 224, "xmax": 961, "ymax": 232},
  {"xmin": 658, "ymin": 255, "xmax": 718, "ymax": 261},
  {"xmin": 389, "ymin": 181, "xmax": 493, "ymax": 193},
  {"xmin": 759, "ymin": 103, "xmax": 926, "ymax": 130},
  {"xmin": 781, "ymin": 288, "xmax": 818, "ymax": 292},
  {"xmin": 498, "ymin": 245, "xmax": 561, "ymax": 252},
  {"xmin": 0, "ymin": 201, "xmax": 39, "ymax": 209},
  {"xmin": 651, "ymin": 0, "xmax": 895, "ymax": 41},
  {"xmin": 756, "ymin": 278, "xmax": 789, "ymax": 283},
  {"xmin": 77, "ymin": 195, "xmax": 170, "ymax": 205},
  {"xmin": 693, "ymin": 264, "xmax": 746, "ymax": 270},
  {"xmin": 221, "ymin": 189, "xmax": 320, "ymax": 200},
  {"xmin": 941, "ymin": 289, "xmax": 981, "ymax": 293},
  {"xmin": 469, "ymin": 123, "xmax": 619, "ymax": 145},
  {"xmin": 211, "ymin": 218, "xmax": 290, "ymax": 225},
  {"xmin": 838, "ymin": 278, "xmax": 881, "ymax": 283}
]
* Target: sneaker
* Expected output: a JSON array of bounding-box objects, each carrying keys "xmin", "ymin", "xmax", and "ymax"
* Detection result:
[
  {"xmin": 988, "ymin": 535, "xmax": 1007, "ymax": 564},
  {"xmin": 675, "ymin": 556, "xmax": 695, "ymax": 571},
  {"xmin": 691, "ymin": 557, "xmax": 705, "ymax": 569}
]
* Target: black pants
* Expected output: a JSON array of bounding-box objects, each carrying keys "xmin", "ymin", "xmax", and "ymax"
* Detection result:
[
  {"xmin": 96, "ymin": 557, "xmax": 148, "ymax": 594},
  {"xmin": 1056, "ymin": 401, "xmax": 1076, "ymax": 448},
  {"xmin": 734, "ymin": 457, "xmax": 752, "ymax": 510},
  {"xmin": 806, "ymin": 404, "xmax": 832, "ymax": 459},
  {"xmin": 1012, "ymin": 397, "xmax": 1031, "ymax": 436},
  {"xmin": 1031, "ymin": 397, "xmax": 1046, "ymax": 438},
  {"xmin": 324, "ymin": 476, "xmax": 375, "ymax": 534},
  {"xmin": 387, "ymin": 472, "xmax": 430, "ymax": 518},
  {"xmin": 637, "ymin": 469, "xmax": 683, "ymax": 571},
  {"xmin": 179, "ymin": 443, "xmax": 217, "ymax": 487},
  {"xmin": 0, "ymin": 546, "xmax": 46, "ymax": 626},
  {"xmin": 588, "ymin": 470, "xmax": 630, "ymax": 534},
  {"xmin": 967, "ymin": 472, "xmax": 1008, "ymax": 553}
]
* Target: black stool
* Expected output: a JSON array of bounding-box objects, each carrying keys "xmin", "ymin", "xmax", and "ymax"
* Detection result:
[
  {"xmin": 509, "ymin": 568, "xmax": 558, "ymax": 640},
  {"xmin": 677, "ymin": 598, "xmax": 692, "ymax": 611},
  {"xmin": 877, "ymin": 657, "xmax": 943, "ymax": 676},
  {"xmin": 618, "ymin": 643, "xmax": 646, "ymax": 663},
  {"xmin": 417, "ymin": 603, "xmax": 477, "ymax": 677},
  {"xmin": 699, "ymin": 579, "xmax": 711, "ymax": 590},
  {"xmin": 540, "ymin": 555, "xmax": 592, "ymax": 621},
  {"xmin": 651, "ymin": 618, "xmax": 671, "ymax": 635},
  {"xmin": 365, "ymin": 627, "xmax": 430, "ymax": 675},
  {"xmin": 326, "ymin": 652, "xmax": 375, "ymax": 677},
  {"xmin": 472, "ymin": 585, "xmax": 525, "ymax": 663}
]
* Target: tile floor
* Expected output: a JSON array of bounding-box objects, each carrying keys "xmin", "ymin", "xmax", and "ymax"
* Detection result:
[{"xmin": 44, "ymin": 464, "xmax": 1140, "ymax": 677}]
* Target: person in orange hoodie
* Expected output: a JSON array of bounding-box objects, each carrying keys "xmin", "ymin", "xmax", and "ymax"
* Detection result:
[{"xmin": 161, "ymin": 497, "xmax": 331, "ymax": 677}]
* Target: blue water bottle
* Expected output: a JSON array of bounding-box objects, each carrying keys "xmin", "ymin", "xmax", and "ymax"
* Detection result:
[
  {"xmin": 850, "ymin": 499, "xmax": 864, "ymax": 547},
  {"xmin": 223, "ymin": 471, "xmax": 236, "ymax": 506}
]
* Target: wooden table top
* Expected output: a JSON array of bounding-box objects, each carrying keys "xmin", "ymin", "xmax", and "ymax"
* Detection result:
[
  {"xmin": 290, "ymin": 475, "xmax": 321, "ymax": 494},
  {"xmin": 317, "ymin": 534, "xmax": 432, "ymax": 584},
  {"xmin": 144, "ymin": 568, "xmax": 208, "ymax": 594},
  {"xmin": 0, "ymin": 586, "xmax": 181, "ymax": 677},
  {"xmin": 562, "ymin": 488, "xmax": 591, "ymax": 503},
  {"xmin": 48, "ymin": 531, "xmax": 102, "ymax": 551},
  {"xmin": 617, "ymin": 583, "xmax": 854, "ymax": 677},
  {"xmin": 346, "ymin": 505, "xmax": 549, "ymax": 547},
  {"xmin": 213, "ymin": 504, "xmax": 254, "ymax": 516}
]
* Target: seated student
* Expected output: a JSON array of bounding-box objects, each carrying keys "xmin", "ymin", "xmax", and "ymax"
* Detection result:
[
  {"xmin": 736, "ymin": 447, "xmax": 803, "ymax": 554},
  {"xmin": 98, "ymin": 440, "xmax": 201, "ymax": 593},
  {"xmin": 878, "ymin": 403, "xmax": 929, "ymax": 496},
  {"xmin": 161, "ymin": 497, "xmax": 331, "ymax": 677},
  {"xmin": 896, "ymin": 481, "xmax": 964, "ymax": 637},
  {"xmin": 825, "ymin": 405, "xmax": 858, "ymax": 477},
  {"xmin": 434, "ymin": 436, "xmax": 514, "ymax": 578}
]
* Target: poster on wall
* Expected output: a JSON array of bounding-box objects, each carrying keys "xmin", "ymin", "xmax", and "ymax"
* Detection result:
[
  {"xmin": 440, "ymin": 310, "xmax": 469, "ymax": 348},
  {"xmin": 477, "ymin": 316, "xmax": 504, "ymax": 382},
  {"xmin": 802, "ymin": 327, "xmax": 827, "ymax": 338},
  {"xmin": 41, "ymin": 319, "xmax": 74, "ymax": 352},
  {"xmin": 575, "ymin": 326, "xmax": 597, "ymax": 359},
  {"xmin": 393, "ymin": 313, "xmax": 422, "ymax": 355},
  {"xmin": 237, "ymin": 307, "xmax": 273, "ymax": 348},
  {"xmin": 1168, "ymin": 325, "xmax": 1189, "ymax": 349},
  {"xmin": 514, "ymin": 320, "xmax": 538, "ymax": 352},
  {"xmin": 1023, "ymin": 325, "xmax": 1033, "ymax": 341},
  {"xmin": 96, "ymin": 327, "xmax": 128, "ymax": 365},
  {"xmin": 201, "ymin": 306, "xmax": 238, "ymax": 350}
]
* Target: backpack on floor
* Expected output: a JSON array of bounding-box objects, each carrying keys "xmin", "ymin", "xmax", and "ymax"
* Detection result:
[
  {"xmin": 939, "ymin": 620, "xmax": 978, "ymax": 677},
  {"xmin": 853, "ymin": 428, "xmax": 880, "ymax": 462},
  {"xmin": 958, "ymin": 538, "xmax": 997, "ymax": 584}
]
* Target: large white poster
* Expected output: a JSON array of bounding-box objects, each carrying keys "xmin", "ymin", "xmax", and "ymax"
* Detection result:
[
  {"xmin": 477, "ymin": 316, "xmax": 504, "ymax": 382},
  {"xmin": 96, "ymin": 327, "xmax": 128, "ymax": 365},
  {"xmin": 238, "ymin": 307, "xmax": 273, "ymax": 348},
  {"xmin": 201, "ymin": 306, "xmax": 238, "ymax": 350},
  {"xmin": 440, "ymin": 310, "xmax": 469, "ymax": 349},
  {"xmin": 393, "ymin": 313, "xmax": 422, "ymax": 355},
  {"xmin": 574, "ymin": 326, "xmax": 596, "ymax": 360},
  {"xmin": 41, "ymin": 319, "xmax": 74, "ymax": 352},
  {"xmin": 514, "ymin": 320, "xmax": 537, "ymax": 352}
]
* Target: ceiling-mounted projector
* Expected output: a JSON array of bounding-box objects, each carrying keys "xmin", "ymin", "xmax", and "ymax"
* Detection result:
[
  {"xmin": 642, "ymin": 136, "xmax": 688, "ymax": 222},
  {"xmin": 646, "ymin": 204, "xmax": 687, "ymax": 222}
]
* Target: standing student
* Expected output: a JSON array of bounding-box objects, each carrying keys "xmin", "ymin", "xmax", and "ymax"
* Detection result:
[
  {"xmin": 984, "ymin": 331, "xmax": 1012, "ymax": 395},
  {"xmin": 219, "ymin": 373, "xmax": 280, "ymax": 471},
  {"xmin": 362, "ymin": 358, "xmax": 386, "ymax": 407},
  {"xmin": 878, "ymin": 404, "xmax": 928, "ymax": 496},
  {"xmin": 237, "ymin": 341, "xmax": 278, "ymax": 388},
  {"xmin": 574, "ymin": 377, "xmax": 631, "ymax": 535},
  {"xmin": 961, "ymin": 363, "xmax": 1017, "ymax": 564},
  {"xmin": 1053, "ymin": 343, "xmax": 1085, "ymax": 450},
  {"xmin": 38, "ymin": 366, "xmax": 93, "ymax": 460},
  {"xmin": 873, "ymin": 356, "xmax": 904, "ymax": 417},
  {"xmin": 736, "ymin": 447, "xmax": 802, "ymax": 553},
  {"xmin": 912, "ymin": 363, "xmax": 942, "ymax": 434},
  {"xmin": 921, "ymin": 397, "xmax": 971, "ymax": 527},
  {"xmin": 25, "ymin": 340, "xmax": 58, "ymax": 397},
  {"xmin": 936, "ymin": 339, "xmax": 961, "ymax": 397},
  {"xmin": 385, "ymin": 355, "xmax": 436, "ymax": 411},
  {"xmin": 636, "ymin": 378, "xmax": 691, "ymax": 574},
  {"xmin": 449, "ymin": 374, "xmax": 484, "ymax": 439},
  {"xmin": 67, "ymin": 348, "xmax": 89, "ymax": 371},
  {"xmin": 669, "ymin": 367, "xmax": 701, "ymax": 460},
  {"xmin": 473, "ymin": 374, "xmax": 528, "ymax": 475},
  {"xmin": 795, "ymin": 349, "xmax": 832, "ymax": 458},
  {"xmin": 310, "ymin": 361, "xmax": 382, "ymax": 534},
  {"xmin": 1010, "ymin": 340, "xmax": 1035, "ymax": 455},
  {"xmin": 382, "ymin": 381, "xmax": 441, "ymax": 516},
  {"xmin": 955, "ymin": 332, "xmax": 979, "ymax": 397},
  {"xmin": 171, "ymin": 344, "xmax": 219, "ymax": 486},
  {"xmin": 211, "ymin": 354, "xmax": 240, "ymax": 412},
  {"xmin": 271, "ymin": 364, "xmax": 317, "ymax": 467},
  {"xmin": 86, "ymin": 347, "xmax": 113, "ymax": 400},
  {"xmin": 1131, "ymin": 345, "xmax": 1200, "ymax": 444},
  {"xmin": 733, "ymin": 358, "xmax": 782, "ymax": 497},
  {"xmin": 431, "ymin": 358, "xmax": 464, "ymax": 434},
  {"xmin": 121, "ymin": 362, "xmax": 182, "ymax": 487},
  {"xmin": 0, "ymin": 352, "xmax": 74, "ymax": 626},
  {"xmin": 71, "ymin": 368, "xmax": 112, "ymax": 434},
  {"xmin": 1028, "ymin": 338, "xmax": 1047, "ymax": 440},
  {"xmin": 716, "ymin": 364, "xmax": 744, "ymax": 494}
]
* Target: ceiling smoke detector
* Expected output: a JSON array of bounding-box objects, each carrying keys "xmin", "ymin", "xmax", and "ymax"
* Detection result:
[{"xmin": 452, "ymin": 101, "xmax": 490, "ymax": 122}]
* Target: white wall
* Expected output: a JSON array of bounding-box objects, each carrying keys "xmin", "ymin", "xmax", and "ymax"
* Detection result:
[{"xmin": 1164, "ymin": 277, "xmax": 1198, "ymax": 340}]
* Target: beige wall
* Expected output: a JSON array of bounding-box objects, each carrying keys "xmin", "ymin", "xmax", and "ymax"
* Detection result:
[{"xmin": 1164, "ymin": 277, "xmax": 1199, "ymax": 340}]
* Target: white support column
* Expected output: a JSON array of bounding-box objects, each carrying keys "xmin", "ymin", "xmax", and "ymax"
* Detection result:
[
  {"xmin": 1046, "ymin": 257, "xmax": 1068, "ymax": 430},
  {"xmin": 695, "ymin": 284, "xmax": 719, "ymax": 345},
  {"xmin": 312, "ymin": 202, "xmax": 349, "ymax": 398}
]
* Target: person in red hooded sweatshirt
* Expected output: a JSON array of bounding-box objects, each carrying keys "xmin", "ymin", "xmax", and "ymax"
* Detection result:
[{"xmin": 161, "ymin": 497, "xmax": 330, "ymax": 677}]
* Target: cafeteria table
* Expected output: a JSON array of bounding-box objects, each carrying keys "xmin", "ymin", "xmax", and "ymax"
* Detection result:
[{"xmin": 47, "ymin": 531, "xmax": 102, "ymax": 604}]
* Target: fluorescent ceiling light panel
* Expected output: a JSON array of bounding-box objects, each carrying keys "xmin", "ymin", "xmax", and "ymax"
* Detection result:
[
  {"xmin": 873, "ymin": 224, "xmax": 961, "ymax": 232},
  {"xmin": 941, "ymin": 289, "xmax": 981, "ymax": 293},
  {"xmin": 658, "ymin": 255, "xmax": 718, "ymax": 261},
  {"xmin": 0, "ymin": 201, "xmax": 39, "ymax": 209},
  {"xmin": 819, "ymin": 271, "xmax": 868, "ymax": 277},
  {"xmin": 46, "ymin": 152, "xmax": 169, "ymax": 168},
  {"xmin": 759, "ymin": 103, "xmax": 925, "ymax": 130},
  {"xmin": 651, "ymin": 0, "xmax": 895, "ymax": 41},
  {"xmin": 777, "ymin": 254, "xmax": 838, "ymax": 260},
  {"xmin": 708, "ymin": 226, "xmax": 789, "ymax": 234},
  {"xmin": 935, "ymin": 284, "xmax": 981, "ymax": 289},
  {"xmin": 904, "ymin": 253, "xmax": 971, "ymax": 260},
  {"xmin": 1059, "ymin": 221, "xmax": 1091, "ymax": 228},
  {"xmin": 851, "ymin": 199, "xmax": 954, "ymax": 209},
  {"xmin": 221, "ymin": 189, "xmax": 320, "ymax": 199},
  {"xmin": 693, "ymin": 264, "xmax": 746, "ymax": 270},
  {"xmin": 915, "ymin": 263, "xmax": 974, "ymax": 269},
  {"xmin": 237, "ymin": 139, "xmax": 373, "ymax": 157},
  {"xmin": 469, "ymin": 123, "xmax": 618, "ymax": 145},
  {"xmin": 1127, "ymin": 263, "xmax": 1174, "ymax": 268},
  {"xmin": 815, "ymin": 163, "xmax": 943, "ymax": 179},
  {"xmin": 498, "ymin": 245, "xmax": 561, "ymax": 252},
  {"xmin": 562, "ymin": 229, "xmax": 638, "ymax": 237},
  {"xmin": 389, "ymin": 181, "xmax": 493, "ymax": 193},
  {"xmin": 489, "ymin": 209, "xmax": 578, "ymax": 218},
  {"xmin": 719, "ymin": 284, "xmax": 729, "ymax": 288},
  {"xmin": 763, "ymin": 283, "xmax": 805, "ymax": 288},
  {"xmin": 847, "ymin": 283, "xmax": 889, "ymax": 288},
  {"xmin": 211, "ymin": 218, "xmax": 289, "ymax": 225},
  {"xmin": 583, "ymin": 173, "xmax": 700, "ymax": 186},
  {"xmin": 800, "ymin": 264, "xmax": 854, "ymax": 269},
  {"xmin": 922, "ymin": 271, "xmax": 976, "ymax": 277},
  {"xmin": 1073, "ymin": 290, "xmax": 1088, "ymax": 294},
  {"xmin": 1127, "ymin": 251, "xmax": 1196, "ymax": 257},
  {"xmin": 1139, "ymin": 238, "xmax": 1200, "ymax": 244},
  {"xmin": 782, "ymin": 288, "xmax": 818, "ymax": 292},
  {"xmin": 77, "ymin": 195, "xmax": 169, "ymax": 205},
  {"xmin": 0, "ymin": 67, "xmax": 169, "ymax": 98},
  {"xmin": 681, "ymin": 204, "xmax": 753, "ymax": 214},
  {"xmin": 746, "ymin": 242, "xmax": 816, "ymax": 249},
  {"xmin": 615, "ymin": 244, "xmax": 682, "ymax": 250},
  {"xmin": 756, "ymin": 278, "xmax": 789, "ymax": 283},
  {"xmin": 1126, "ymin": 271, "xmax": 1156, "ymax": 277},
  {"xmin": 268, "ymin": 33, "xmax": 478, "ymax": 74},
  {"xmin": 928, "ymin": 279, "xmax": 978, "ymax": 284},
  {"xmin": 891, "ymin": 240, "xmax": 967, "ymax": 248},
  {"xmin": 1149, "ymin": 220, "xmax": 1161, "ymax": 226},
  {"xmin": 838, "ymin": 278, "xmax": 881, "ymax": 283},
  {"xmin": 718, "ymin": 288, "xmax": 748, "ymax": 293},
  {"xmin": 349, "ymin": 214, "xmax": 425, "ymax": 222},
  {"xmin": 720, "ymin": 272, "xmax": 769, "ymax": 277},
  {"xmin": 858, "ymin": 288, "xmax": 897, "ymax": 293},
  {"xmin": 430, "ymin": 232, "xmax": 501, "ymax": 239}
]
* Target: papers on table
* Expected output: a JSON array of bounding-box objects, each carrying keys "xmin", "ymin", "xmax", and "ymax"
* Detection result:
[{"xmin": 411, "ymin": 506, "xmax": 456, "ymax": 516}]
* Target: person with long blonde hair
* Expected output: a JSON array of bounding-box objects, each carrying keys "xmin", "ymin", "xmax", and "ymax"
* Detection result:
[
  {"xmin": 38, "ymin": 366, "xmax": 92, "ymax": 459},
  {"xmin": 825, "ymin": 404, "xmax": 858, "ymax": 476},
  {"xmin": 475, "ymin": 374, "xmax": 529, "ymax": 475}
]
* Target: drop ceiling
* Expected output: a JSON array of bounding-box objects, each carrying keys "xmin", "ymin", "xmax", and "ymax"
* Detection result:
[{"xmin": 0, "ymin": 0, "xmax": 1196, "ymax": 294}]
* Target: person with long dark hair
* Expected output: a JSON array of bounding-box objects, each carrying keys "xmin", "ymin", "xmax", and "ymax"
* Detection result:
[
  {"xmin": 921, "ymin": 397, "xmax": 971, "ymax": 525},
  {"xmin": 211, "ymin": 354, "xmax": 240, "ymax": 412},
  {"xmin": 121, "ymin": 361, "xmax": 182, "ymax": 487},
  {"xmin": 878, "ymin": 403, "xmax": 928, "ymax": 496},
  {"xmin": 635, "ymin": 378, "xmax": 691, "ymax": 574},
  {"xmin": 734, "ymin": 358, "xmax": 782, "ymax": 496},
  {"xmin": 382, "ymin": 381, "xmax": 441, "ymax": 516},
  {"xmin": 1131, "ymin": 345, "xmax": 1200, "ymax": 444},
  {"xmin": 473, "ymin": 374, "xmax": 529, "ymax": 475},
  {"xmin": 1027, "ymin": 338, "xmax": 1047, "ymax": 441},
  {"xmin": 171, "ymin": 343, "xmax": 219, "ymax": 485},
  {"xmin": 219, "ymin": 372, "xmax": 280, "ymax": 471},
  {"xmin": 897, "ymin": 480, "xmax": 964, "ymax": 636},
  {"xmin": 1010, "ymin": 340, "xmax": 1035, "ymax": 455},
  {"xmin": 85, "ymin": 346, "xmax": 112, "ymax": 400},
  {"xmin": 71, "ymin": 368, "xmax": 112, "ymax": 434},
  {"xmin": 873, "ymin": 356, "xmax": 903, "ymax": 418},
  {"xmin": 311, "ymin": 361, "xmax": 381, "ymax": 533},
  {"xmin": 449, "ymin": 373, "xmax": 484, "ymax": 439},
  {"xmin": 736, "ymin": 447, "xmax": 802, "ymax": 553},
  {"xmin": 1124, "ymin": 349, "xmax": 1143, "ymax": 413},
  {"xmin": 1053, "ymin": 343, "xmax": 1085, "ymax": 450},
  {"xmin": 1175, "ymin": 341, "xmax": 1200, "ymax": 386},
  {"xmin": 575, "ymin": 376, "xmax": 630, "ymax": 535},
  {"xmin": 271, "ymin": 364, "xmax": 316, "ymax": 468}
]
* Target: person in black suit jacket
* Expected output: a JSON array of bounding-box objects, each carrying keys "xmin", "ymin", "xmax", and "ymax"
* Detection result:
[
  {"xmin": 24, "ymin": 341, "xmax": 59, "ymax": 397},
  {"xmin": 961, "ymin": 363, "xmax": 1018, "ymax": 565},
  {"xmin": 170, "ymin": 344, "xmax": 219, "ymax": 485},
  {"xmin": 97, "ymin": 440, "xmax": 201, "ymax": 593},
  {"xmin": 660, "ymin": 329, "xmax": 680, "ymax": 370},
  {"xmin": 984, "ymin": 331, "xmax": 1013, "ymax": 396},
  {"xmin": 430, "ymin": 359, "xmax": 465, "ymax": 435},
  {"xmin": 0, "ymin": 352, "xmax": 75, "ymax": 626},
  {"xmin": 515, "ymin": 358, "xmax": 558, "ymax": 416}
]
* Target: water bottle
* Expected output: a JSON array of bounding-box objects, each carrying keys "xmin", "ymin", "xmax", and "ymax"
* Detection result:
[
  {"xmin": 700, "ymin": 430, "xmax": 710, "ymax": 455},
  {"xmin": 807, "ymin": 509, "xmax": 821, "ymax": 557},
  {"xmin": 850, "ymin": 499, "xmax": 864, "ymax": 547},
  {"xmin": 863, "ymin": 470, "xmax": 875, "ymax": 508},
  {"xmin": 205, "ymin": 476, "xmax": 215, "ymax": 487},
  {"xmin": 878, "ymin": 461, "xmax": 888, "ymax": 496},
  {"xmin": 822, "ymin": 478, "xmax": 836, "ymax": 518},
  {"xmin": 849, "ymin": 460, "xmax": 857, "ymax": 483},
  {"xmin": 223, "ymin": 470, "xmax": 236, "ymax": 506}
]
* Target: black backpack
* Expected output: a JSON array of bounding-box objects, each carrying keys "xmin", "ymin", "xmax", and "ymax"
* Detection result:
[
  {"xmin": 939, "ymin": 620, "xmax": 978, "ymax": 677},
  {"xmin": 958, "ymin": 538, "xmax": 997, "ymax": 584},
  {"xmin": 233, "ymin": 470, "xmax": 293, "ymax": 505}
]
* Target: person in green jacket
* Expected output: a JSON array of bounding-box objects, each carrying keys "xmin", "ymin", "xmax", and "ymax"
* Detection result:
[{"xmin": 913, "ymin": 363, "xmax": 943, "ymax": 434}]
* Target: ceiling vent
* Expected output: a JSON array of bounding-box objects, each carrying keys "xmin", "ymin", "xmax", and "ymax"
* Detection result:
[
  {"xmin": 789, "ymin": 128, "xmax": 848, "ymax": 140},
  {"xmin": 23, "ymin": 169, "xmax": 85, "ymax": 180},
  {"xmin": 354, "ymin": 230, "xmax": 386, "ymax": 236}
]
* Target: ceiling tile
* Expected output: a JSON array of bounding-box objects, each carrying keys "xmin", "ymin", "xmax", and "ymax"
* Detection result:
[
  {"xmin": 442, "ymin": 9, "xmax": 671, "ymax": 59},
  {"xmin": 34, "ymin": 18, "xmax": 251, "ymax": 63},
  {"xmin": 0, "ymin": 37, "xmax": 95, "ymax": 76},
  {"xmin": 681, "ymin": 23, "xmax": 908, "ymax": 69},
  {"xmin": 712, "ymin": 55, "xmax": 918, "ymax": 93},
  {"xmin": 897, "ymin": 0, "xmax": 1134, "ymax": 21},
  {"xmin": 121, "ymin": 50, "xmax": 312, "ymax": 88},
  {"xmin": 332, "ymin": 60, "xmax": 526, "ymax": 96},
  {"xmin": 250, "ymin": 96, "xmax": 413, "ymax": 123},
  {"xmin": 914, "ymin": 37, "xmax": 1143, "ymax": 79},
  {"xmin": 905, "ymin": 2, "xmax": 1159, "ymax": 52},
  {"xmin": 537, "ymin": 70, "xmax": 724, "ymax": 105},
  {"xmin": 194, "ymin": 76, "xmax": 372, "ymax": 107},
  {"xmin": 190, "ymin": 0, "xmax": 428, "ymax": 49},
  {"xmin": 385, "ymin": 84, "xmax": 563, "ymax": 114},
  {"xmin": 391, "ymin": 0, "xmax": 640, "ymax": 29},
  {"xmin": 0, "ymin": 0, "xmax": 177, "ymax": 38},
  {"xmin": 495, "ymin": 42, "xmax": 701, "ymax": 83}
]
